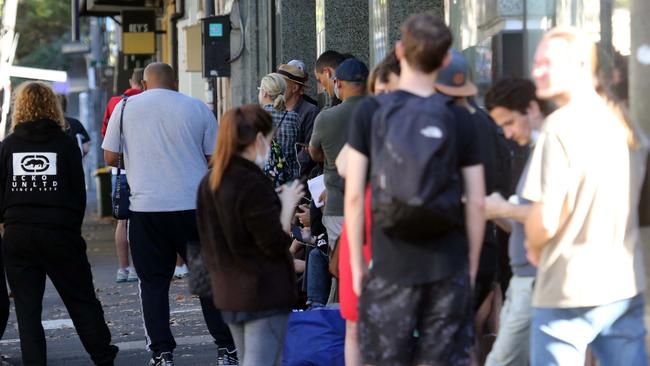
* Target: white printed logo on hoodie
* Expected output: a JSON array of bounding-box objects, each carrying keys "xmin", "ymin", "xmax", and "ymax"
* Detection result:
[{"xmin": 11, "ymin": 153, "xmax": 59, "ymax": 192}]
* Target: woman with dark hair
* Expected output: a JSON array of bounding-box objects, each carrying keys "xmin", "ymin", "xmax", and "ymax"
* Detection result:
[
  {"xmin": 0, "ymin": 81, "xmax": 118, "ymax": 365},
  {"xmin": 197, "ymin": 104, "xmax": 304, "ymax": 366}
]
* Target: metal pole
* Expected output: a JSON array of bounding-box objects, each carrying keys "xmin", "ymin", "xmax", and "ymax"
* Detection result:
[
  {"xmin": 522, "ymin": 0, "xmax": 528, "ymax": 76},
  {"xmin": 205, "ymin": 0, "xmax": 215, "ymax": 16},
  {"xmin": 71, "ymin": 0, "xmax": 80, "ymax": 42},
  {"xmin": 631, "ymin": 0, "xmax": 650, "ymax": 136},
  {"xmin": 630, "ymin": 0, "xmax": 650, "ymax": 350}
]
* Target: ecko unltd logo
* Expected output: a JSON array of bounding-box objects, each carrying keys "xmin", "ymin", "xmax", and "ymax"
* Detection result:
[{"xmin": 13, "ymin": 153, "xmax": 57, "ymax": 175}]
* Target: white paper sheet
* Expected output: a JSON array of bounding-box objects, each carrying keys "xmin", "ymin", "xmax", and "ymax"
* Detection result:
[{"xmin": 307, "ymin": 174, "xmax": 326, "ymax": 208}]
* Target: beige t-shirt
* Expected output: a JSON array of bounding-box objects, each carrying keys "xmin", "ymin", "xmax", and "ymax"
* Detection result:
[{"xmin": 522, "ymin": 93, "xmax": 648, "ymax": 308}]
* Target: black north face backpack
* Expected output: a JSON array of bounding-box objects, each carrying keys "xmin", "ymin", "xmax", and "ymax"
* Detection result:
[{"xmin": 370, "ymin": 92, "xmax": 462, "ymax": 240}]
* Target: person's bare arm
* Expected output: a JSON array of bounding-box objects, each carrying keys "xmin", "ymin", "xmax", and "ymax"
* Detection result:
[
  {"xmin": 82, "ymin": 142, "xmax": 91, "ymax": 157},
  {"xmin": 309, "ymin": 146, "xmax": 325, "ymax": 162},
  {"xmin": 294, "ymin": 259, "xmax": 305, "ymax": 273},
  {"xmin": 336, "ymin": 144, "xmax": 351, "ymax": 178},
  {"xmin": 525, "ymin": 201, "xmax": 555, "ymax": 250},
  {"xmin": 344, "ymin": 148, "xmax": 369, "ymax": 296},
  {"xmin": 493, "ymin": 218, "xmax": 512, "ymax": 233},
  {"xmin": 485, "ymin": 192, "xmax": 531, "ymax": 223},
  {"xmin": 461, "ymin": 165, "xmax": 486, "ymax": 286},
  {"xmin": 103, "ymin": 150, "xmax": 119, "ymax": 167},
  {"xmin": 289, "ymin": 239, "xmax": 302, "ymax": 255},
  {"xmin": 278, "ymin": 181, "xmax": 305, "ymax": 234}
]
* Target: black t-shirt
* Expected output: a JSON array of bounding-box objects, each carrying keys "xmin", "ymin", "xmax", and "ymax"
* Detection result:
[
  {"xmin": 65, "ymin": 117, "xmax": 90, "ymax": 144},
  {"xmin": 347, "ymin": 91, "xmax": 482, "ymax": 285}
]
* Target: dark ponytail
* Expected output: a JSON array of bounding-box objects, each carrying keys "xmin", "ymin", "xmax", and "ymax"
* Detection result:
[{"xmin": 209, "ymin": 105, "xmax": 273, "ymax": 190}]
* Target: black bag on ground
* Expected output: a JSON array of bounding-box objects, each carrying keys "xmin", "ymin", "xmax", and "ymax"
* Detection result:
[
  {"xmin": 370, "ymin": 92, "xmax": 461, "ymax": 240},
  {"xmin": 186, "ymin": 241, "xmax": 212, "ymax": 298}
]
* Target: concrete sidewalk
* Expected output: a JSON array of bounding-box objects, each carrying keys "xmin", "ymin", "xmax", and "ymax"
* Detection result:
[{"xmin": 0, "ymin": 203, "xmax": 220, "ymax": 365}]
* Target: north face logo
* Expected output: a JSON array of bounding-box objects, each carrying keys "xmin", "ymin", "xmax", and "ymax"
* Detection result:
[{"xmin": 13, "ymin": 153, "xmax": 57, "ymax": 175}]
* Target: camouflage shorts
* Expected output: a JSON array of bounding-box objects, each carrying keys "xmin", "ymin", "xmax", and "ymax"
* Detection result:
[{"xmin": 358, "ymin": 271, "xmax": 473, "ymax": 366}]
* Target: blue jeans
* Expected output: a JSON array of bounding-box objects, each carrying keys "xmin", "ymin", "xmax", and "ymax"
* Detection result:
[
  {"xmin": 531, "ymin": 293, "xmax": 647, "ymax": 366},
  {"xmin": 485, "ymin": 276, "xmax": 534, "ymax": 366},
  {"xmin": 306, "ymin": 248, "xmax": 331, "ymax": 306}
]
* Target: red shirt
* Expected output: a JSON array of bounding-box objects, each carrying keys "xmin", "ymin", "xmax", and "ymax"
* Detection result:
[{"xmin": 101, "ymin": 88, "xmax": 143, "ymax": 138}]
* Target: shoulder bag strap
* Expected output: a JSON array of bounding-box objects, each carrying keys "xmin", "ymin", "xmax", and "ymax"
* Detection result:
[
  {"xmin": 274, "ymin": 111, "xmax": 288, "ymax": 138},
  {"xmin": 117, "ymin": 94, "xmax": 128, "ymax": 171}
]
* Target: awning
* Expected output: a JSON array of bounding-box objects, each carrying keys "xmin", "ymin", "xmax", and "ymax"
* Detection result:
[{"xmin": 79, "ymin": 0, "xmax": 153, "ymax": 17}]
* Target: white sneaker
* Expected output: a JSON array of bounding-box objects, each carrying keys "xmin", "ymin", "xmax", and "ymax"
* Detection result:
[
  {"xmin": 173, "ymin": 264, "xmax": 188, "ymax": 279},
  {"xmin": 126, "ymin": 267, "xmax": 139, "ymax": 282},
  {"xmin": 116, "ymin": 268, "xmax": 129, "ymax": 283}
]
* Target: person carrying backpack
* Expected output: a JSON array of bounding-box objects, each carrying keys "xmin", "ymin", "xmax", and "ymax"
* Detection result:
[{"xmin": 344, "ymin": 14, "xmax": 486, "ymax": 366}]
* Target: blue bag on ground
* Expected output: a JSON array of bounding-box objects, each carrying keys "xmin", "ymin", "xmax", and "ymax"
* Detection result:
[{"xmin": 282, "ymin": 308, "xmax": 345, "ymax": 366}]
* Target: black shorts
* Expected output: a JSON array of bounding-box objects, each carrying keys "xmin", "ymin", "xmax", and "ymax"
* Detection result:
[{"xmin": 358, "ymin": 271, "xmax": 473, "ymax": 366}]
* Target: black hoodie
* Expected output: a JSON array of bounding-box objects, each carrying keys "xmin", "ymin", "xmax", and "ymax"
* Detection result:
[{"xmin": 0, "ymin": 119, "xmax": 86, "ymax": 232}]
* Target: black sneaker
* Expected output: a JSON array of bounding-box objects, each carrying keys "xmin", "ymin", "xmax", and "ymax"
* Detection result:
[
  {"xmin": 148, "ymin": 352, "xmax": 173, "ymax": 366},
  {"xmin": 217, "ymin": 348, "xmax": 238, "ymax": 365}
]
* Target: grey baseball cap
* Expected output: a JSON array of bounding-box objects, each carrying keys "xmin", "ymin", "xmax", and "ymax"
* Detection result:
[{"xmin": 435, "ymin": 49, "xmax": 477, "ymax": 97}]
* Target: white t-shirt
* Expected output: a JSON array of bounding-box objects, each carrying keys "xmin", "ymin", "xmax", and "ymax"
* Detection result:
[
  {"xmin": 522, "ymin": 92, "xmax": 647, "ymax": 308},
  {"xmin": 102, "ymin": 88, "xmax": 218, "ymax": 212}
]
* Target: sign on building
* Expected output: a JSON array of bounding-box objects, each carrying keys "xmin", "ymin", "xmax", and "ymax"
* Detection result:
[{"xmin": 122, "ymin": 10, "xmax": 156, "ymax": 55}]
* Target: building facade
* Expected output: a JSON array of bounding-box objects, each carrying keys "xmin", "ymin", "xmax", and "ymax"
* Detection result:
[{"xmin": 81, "ymin": 0, "xmax": 623, "ymax": 112}]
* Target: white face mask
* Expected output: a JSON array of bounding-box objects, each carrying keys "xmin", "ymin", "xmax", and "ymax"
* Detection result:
[
  {"xmin": 255, "ymin": 134, "xmax": 271, "ymax": 169},
  {"xmin": 333, "ymin": 81, "xmax": 341, "ymax": 100},
  {"xmin": 530, "ymin": 129, "xmax": 541, "ymax": 145}
]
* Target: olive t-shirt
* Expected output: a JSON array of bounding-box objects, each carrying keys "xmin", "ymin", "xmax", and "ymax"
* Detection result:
[
  {"xmin": 310, "ymin": 96, "xmax": 365, "ymax": 216},
  {"xmin": 522, "ymin": 93, "xmax": 647, "ymax": 308}
]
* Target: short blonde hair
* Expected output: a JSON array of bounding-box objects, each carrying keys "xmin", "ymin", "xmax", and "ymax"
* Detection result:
[
  {"xmin": 11, "ymin": 82, "xmax": 65, "ymax": 131},
  {"xmin": 543, "ymin": 27, "xmax": 639, "ymax": 148},
  {"xmin": 260, "ymin": 73, "xmax": 287, "ymax": 111}
]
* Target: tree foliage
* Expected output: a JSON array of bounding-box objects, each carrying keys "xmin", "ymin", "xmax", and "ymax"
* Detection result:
[{"xmin": 14, "ymin": 0, "xmax": 71, "ymax": 70}]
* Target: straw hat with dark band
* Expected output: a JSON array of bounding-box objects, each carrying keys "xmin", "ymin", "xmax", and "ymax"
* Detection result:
[{"xmin": 277, "ymin": 64, "xmax": 307, "ymax": 86}]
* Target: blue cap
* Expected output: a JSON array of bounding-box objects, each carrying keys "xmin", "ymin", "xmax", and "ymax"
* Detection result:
[
  {"xmin": 435, "ymin": 49, "xmax": 477, "ymax": 97},
  {"xmin": 335, "ymin": 58, "xmax": 369, "ymax": 82}
]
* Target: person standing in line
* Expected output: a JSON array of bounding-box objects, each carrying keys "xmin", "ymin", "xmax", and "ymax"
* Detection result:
[
  {"xmin": 482, "ymin": 77, "xmax": 548, "ymax": 366},
  {"xmin": 0, "ymin": 81, "xmax": 118, "ymax": 366},
  {"xmin": 287, "ymin": 59, "xmax": 319, "ymax": 107},
  {"xmin": 0, "ymin": 239, "xmax": 8, "ymax": 366},
  {"xmin": 345, "ymin": 14, "xmax": 485, "ymax": 365},
  {"xmin": 58, "ymin": 94, "xmax": 91, "ymax": 157},
  {"xmin": 197, "ymin": 104, "xmax": 303, "ymax": 366},
  {"xmin": 277, "ymin": 63, "xmax": 320, "ymax": 179},
  {"xmin": 101, "ymin": 68, "xmax": 144, "ymax": 284},
  {"xmin": 523, "ymin": 28, "xmax": 648, "ymax": 366},
  {"xmin": 367, "ymin": 49, "xmax": 400, "ymax": 95},
  {"xmin": 336, "ymin": 51, "xmax": 401, "ymax": 366},
  {"xmin": 314, "ymin": 51, "xmax": 347, "ymax": 108},
  {"xmin": 308, "ymin": 58, "xmax": 369, "ymax": 307},
  {"xmin": 102, "ymin": 63, "xmax": 235, "ymax": 366},
  {"xmin": 259, "ymin": 73, "xmax": 301, "ymax": 180}
]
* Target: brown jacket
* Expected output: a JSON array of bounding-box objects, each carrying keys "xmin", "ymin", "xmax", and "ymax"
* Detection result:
[{"xmin": 196, "ymin": 156, "xmax": 296, "ymax": 311}]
